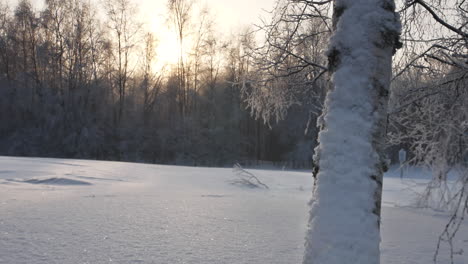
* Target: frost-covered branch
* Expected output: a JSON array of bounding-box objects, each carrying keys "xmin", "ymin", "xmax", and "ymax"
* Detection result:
[
  {"xmin": 407, "ymin": 0, "xmax": 468, "ymax": 39},
  {"xmin": 231, "ymin": 163, "xmax": 269, "ymax": 189},
  {"xmin": 241, "ymin": 0, "xmax": 330, "ymax": 124},
  {"xmin": 434, "ymin": 169, "xmax": 468, "ymax": 264}
]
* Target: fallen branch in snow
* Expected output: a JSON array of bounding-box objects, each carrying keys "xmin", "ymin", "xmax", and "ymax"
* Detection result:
[{"xmin": 231, "ymin": 163, "xmax": 269, "ymax": 189}]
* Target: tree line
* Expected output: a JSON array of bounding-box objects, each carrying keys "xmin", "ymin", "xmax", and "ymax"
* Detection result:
[
  {"xmin": 0, "ymin": 0, "xmax": 465, "ymax": 173},
  {"xmin": 0, "ymin": 0, "xmax": 315, "ymax": 167}
]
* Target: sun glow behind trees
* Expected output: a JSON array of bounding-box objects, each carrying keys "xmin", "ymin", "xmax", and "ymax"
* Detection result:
[
  {"xmin": 154, "ymin": 29, "xmax": 182, "ymax": 69},
  {"xmin": 6, "ymin": 0, "xmax": 274, "ymax": 72},
  {"xmin": 124, "ymin": 0, "xmax": 275, "ymax": 72}
]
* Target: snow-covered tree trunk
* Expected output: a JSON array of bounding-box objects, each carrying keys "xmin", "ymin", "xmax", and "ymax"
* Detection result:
[{"xmin": 303, "ymin": 0, "xmax": 401, "ymax": 263}]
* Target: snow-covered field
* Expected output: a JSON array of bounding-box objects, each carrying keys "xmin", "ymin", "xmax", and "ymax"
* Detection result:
[{"xmin": 0, "ymin": 156, "xmax": 466, "ymax": 264}]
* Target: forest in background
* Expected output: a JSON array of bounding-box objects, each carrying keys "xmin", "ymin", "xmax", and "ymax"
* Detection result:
[
  {"xmin": 0, "ymin": 0, "xmax": 315, "ymax": 167},
  {"xmin": 0, "ymin": 0, "xmax": 466, "ymax": 172}
]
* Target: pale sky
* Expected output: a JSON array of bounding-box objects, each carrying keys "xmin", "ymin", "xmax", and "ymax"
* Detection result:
[
  {"xmin": 7, "ymin": 0, "xmax": 276, "ymax": 68},
  {"xmin": 136, "ymin": 0, "xmax": 276, "ymax": 33},
  {"xmin": 135, "ymin": 0, "xmax": 276, "ymax": 66},
  {"xmin": 137, "ymin": 0, "xmax": 275, "ymax": 56},
  {"xmin": 9, "ymin": 0, "xmax": 275, "ymax": 32}
]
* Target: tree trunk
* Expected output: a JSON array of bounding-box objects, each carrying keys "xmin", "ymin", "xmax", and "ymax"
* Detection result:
[{"xmin": 303, "ymin": 0, "xmax": 401, "ymax": 263}]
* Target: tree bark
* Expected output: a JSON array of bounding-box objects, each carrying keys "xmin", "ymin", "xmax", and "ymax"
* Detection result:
[{"xmin": 304, "ymin": 0, "xmax": 401, "ymax": 263}]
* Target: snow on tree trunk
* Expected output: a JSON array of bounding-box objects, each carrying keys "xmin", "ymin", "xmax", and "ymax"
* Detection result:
[{"xmin": 303, "ymin": 0, "xmax": 401, "ymax": 264}]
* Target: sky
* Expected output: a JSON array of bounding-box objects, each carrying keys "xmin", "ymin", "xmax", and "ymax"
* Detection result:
[
  {"xmin": 8, "ymin": 0, "xmax": 276, "ymax": 68},
  {"xmin": 134, "ymin": 0, "xmax": 276, "ymax": 66},
  {"xmin": 8, "ymin": 0, "xmax": 276, "ymax": 32},
  {"xmin": 136, "ymin": 0, "xmax": 276, "ymax": 32}
]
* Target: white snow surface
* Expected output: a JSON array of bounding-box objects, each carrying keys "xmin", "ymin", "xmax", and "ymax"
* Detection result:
[{"xmin": 0, "ymin": 156, "xmax": 467, "ymax": 264}]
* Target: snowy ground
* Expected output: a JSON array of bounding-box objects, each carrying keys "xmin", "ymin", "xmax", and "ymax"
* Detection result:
[{"xmin": 0, "ymin": 156, "xmax": 466, "ymax": 264}]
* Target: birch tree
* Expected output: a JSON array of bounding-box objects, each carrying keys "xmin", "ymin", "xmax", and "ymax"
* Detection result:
[
  {"xmin": 104, "ymin": 0, "xmax": 139, "ymax": 125},
  {"xmin": 243, "ymin": 1, "xmax": 400, "ymax": 261},
  {"xmin": 168, "ymin": 0, "xmax": 193, "ymax": 118},
  {"xmin": 302, "ymin": 0, "xmax": 401, "ymax": 263}
]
